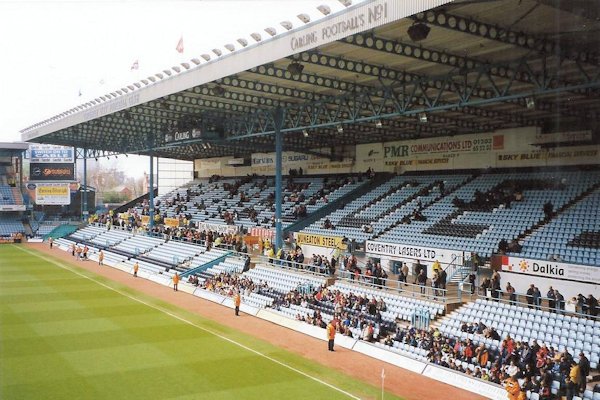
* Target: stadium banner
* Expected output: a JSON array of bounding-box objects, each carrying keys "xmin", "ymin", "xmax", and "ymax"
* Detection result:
[
  {"xmin": 250, "ymin": 151, "xmax": 355, "ymax": 175},
  {"xmin": 534, "ymin": 130, "xmax": 592, "ymax": 144},
  {"xmin": 496, "ymin": 255, "xmax": 600, "ymax": 284},
  {"xmin": 29, "ymin": 144, "xmax": 74, "ymax": 163},
  {"xmin": 365, "ymin": 240, "xmax": 463, "ymax": 264},
  {"xmin": 355, "ymin": 127, "xmax": 539, "ymax": 172},
  {"xmin": 196, "ymin": 221, "xmax": 239, "ymax": 235},
  {"xmin": 250, "ymin": 227, "xmax": 274, "ymax": 239},
  {"xmin": 495, "ymin": 144, "xmax": 600, "ymax": 168},
  {"xmin": 29, "ymin": 163, "xmax": 75, "ymax": 181},
  {"xmin": 35, "ymin": 183, "xmax": 71, "ymax": 205},
  {"xmin": 164, "ymin": 218, "xmax": 181, "ymax": 228},
  {"xmin": 294, "ymin": 232, "xmax": 345, "ymax": 249}
]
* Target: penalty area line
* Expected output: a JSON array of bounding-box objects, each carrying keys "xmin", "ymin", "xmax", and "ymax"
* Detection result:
[{"xmin": 17, "ymin": 246, "xmax": 362, "ymax": 400}]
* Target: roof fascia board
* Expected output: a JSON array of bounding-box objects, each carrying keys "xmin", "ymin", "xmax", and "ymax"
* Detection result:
[{"xmin": 21, "ymin": 0, "xmax": 454, "ymax": 143}]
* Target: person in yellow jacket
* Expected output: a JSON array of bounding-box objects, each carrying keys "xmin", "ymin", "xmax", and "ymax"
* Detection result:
[
  {"xmin": 326, "ymin": 321, "xmax": 336, "ymax": 352},
  {"xmin": 504, "ymin": 376, "xmax": 520, "ymax": 400},
  {"xmin": 566, "ymin": 361, "xmax": 581, "ymax": 400},
  {"xmin": 234, "ymin": 292, "xmax": 241, "ymax": 316},
  {"xmin": 172, "ymin": 272, "xmax": 180, "ymax": 291},
  {"xmin": 432, "ymin": 259, "xmax": 441, "ymax": 272},
  {"xmin": 133, "ymin": 261, "xmax": 139, "ymax": 277},
  {"xmin": 516, "ymin": 389, "xmax": 526, "ymax": 400},
  {"xmin": 266, "ymin": 247, "xmax": 275, "ymax": 264}
]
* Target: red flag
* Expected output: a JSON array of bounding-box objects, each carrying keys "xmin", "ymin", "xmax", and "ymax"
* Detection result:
[
  {"xmin": 130, "ymin": 60, "xmax": 139, "ymax": 70},
  {"xmin": 176, "ymin": 36, "xmax": 184, "ymax": 54}
]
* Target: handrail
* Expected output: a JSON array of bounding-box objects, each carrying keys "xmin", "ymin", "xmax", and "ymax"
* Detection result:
[{"xmin": 442, "ymin": 253, "xmax": 466, "ymax": 282}]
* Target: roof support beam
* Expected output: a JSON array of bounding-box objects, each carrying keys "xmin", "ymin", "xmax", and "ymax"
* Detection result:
[
  {"xmin": 226, "ymin": 53, "xmax": 600, "ymax": 140},
  {"xmin": 342, "ymin": 33, "xmax": 595, "ymax": 116},
  {"xmin": 247, "ymin": 63, "xmax": 496, "ymax": 132},
  {"xmin": 289, "ymin": 51, "xmax": 540, "ymax": 125},
  {"xmin": 411, "ymin": 9, "xmax": 599, "ymax": 67}
]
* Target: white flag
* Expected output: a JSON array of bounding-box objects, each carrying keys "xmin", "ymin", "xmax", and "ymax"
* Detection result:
[{"xmin": 176, "ymin": 36, "xmax": 184, "ymax": 54}]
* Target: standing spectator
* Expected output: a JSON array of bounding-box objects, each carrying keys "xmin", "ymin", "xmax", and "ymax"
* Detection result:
[
  {"xmin": 172, "ymin": 272, "xmax": 180, "ymax": 291},
  {"xmin": 533, "ymin": 286, "xmax": 542, "ymax": 310},
  {"xmin": 578, "ymin": 352, "xmax": 590, "ymax": 392},
  {"xmin": 48, "ymin": 237, "xmax": 53, "ymax": 249},
  {"xmin": 587, "ymin": 294, "xmax": 598, "ymax": 316},
  {"xmin": 504, "ymin": 375, "xmax": 521, "ymax": 400},
  {"xmin": 326, "ymin": 321, "xmax": 336, "ymax": 351},
  {"xmin": 491, "ymin": 274, "xmax": 501, "ymax": 301},
  {"xmin": 401, "ymin": 262, "xmax": 409, "ymax": 284},
  {"xmin": 526, "ymin": 284, "xmax": 535, "ymax": 308},
  {"xmin": 98, "ymin": 250, "xmax": 104, "ymax": 266},
  {"xmin": 440, "ymin": 267, "xmax": 447, "ymax": 291},
  {"xmin": 234, "ymin": 291, "xmax": 241, "ymax": 316},
  {"xmin": 506, "ymin": 282, "xmax": 516, "ymax": 303},
  {"xmin": 133, "ymin": 261, "xmax": 139, "ymax": 277},
  {"xmin": 566, "ymin": 361, "xmax": 580, "ymax": 400},
  {"xmin": 417, "ymin": 269, "xmax": 427, "ymax": 294},
  {"xmin": 547, "ymin": 286, "xmax": 556, "ymax": 309},
  {"xmin": 468, "ymin": 271, "xmax": 476, "ymax": 294},
  {"xmin": 543, "ymin": 201, "xmax": 554, "ymax": 220},
  {"xmin": 555, "ymin": 289, "xmax": 565, "ymax": 313}
]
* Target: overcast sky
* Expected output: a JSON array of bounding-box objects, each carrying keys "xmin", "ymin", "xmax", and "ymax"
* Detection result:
[{"xmin": 0, "ymin": 0, "xmax": 357, "ymax": 176}]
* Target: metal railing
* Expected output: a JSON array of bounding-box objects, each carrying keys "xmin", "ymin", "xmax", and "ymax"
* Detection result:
[
  {"xmin": 475, "ymin": 290, "xmax": 600, "ymax": 322},
  {"xmin": 256, "ymin": 256, "xmax": 332, "ymax": 279},
  {"xmin": 335, "ymin": 270, "xmax": 454, "ymax": 303}
]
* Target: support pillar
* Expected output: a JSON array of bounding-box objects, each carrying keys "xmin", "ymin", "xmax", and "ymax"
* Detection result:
[
  {"xmin": 82, "ymin": 149, "xmax": 88, "ymax": 221},
  {"xmin": 274, "ymin": 107, "xmax": 284, "ymax": 251},
  {"xmin": 149, "ymin": 154, "xmax": 155, "ymax": 228}
]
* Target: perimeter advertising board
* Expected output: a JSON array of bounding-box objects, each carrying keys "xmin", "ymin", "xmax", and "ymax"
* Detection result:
[
  {"xmin": 35, "ymin": 183, "xmax": 71, "ymax": 205},
  {"xmin": 294, "ymin": 233, "xmax": 347, "ymax": 249},
  {"xmin": 365, "ymin": 240, "xmax": 463, "ymax": 263},
  {"xmin": 29, "ymin": 163, "xmax": 75, "ymax": 181},
  {"xmin": 497, "ymin": 255, "xmax": 600, "ymax": 284}
]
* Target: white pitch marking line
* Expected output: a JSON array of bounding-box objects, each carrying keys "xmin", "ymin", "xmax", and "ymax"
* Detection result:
[{"xmin": 16, "ymin": 246, "xmax": 362, "ymax": 400}]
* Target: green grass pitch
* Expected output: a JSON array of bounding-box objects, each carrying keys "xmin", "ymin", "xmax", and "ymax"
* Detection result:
[{"xmin": 0, "ymin": 245, "xmax": 402, "ymax": 399}]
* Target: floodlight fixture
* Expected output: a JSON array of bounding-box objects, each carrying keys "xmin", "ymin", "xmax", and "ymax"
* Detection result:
[
  {"xmin": 338, "ymin": 0, "xmax": 352, "ymax": 7},
  {"xmin": 297, "ymin": 13, "xmax": 310, "ymax": 24},
  {"xmin": 224, "ymin": 44, "xmax": 235, "ymax": 52},
  {"xmin": 303, "ymin": 129, "xmax": 309, "ymax": 137},
  {"xmin": 250, "ymin": 32, "xmax": 262, "ymax": 42},
  {"xmin": 317, "ymin": 4, "xmax": 331, "ymax": 15},
  {"xmin": 212, "ymin": 48, "xmax": 222, "ymax": 57},
  {"xmin": 237, "ymin": 38, "xmax": 248, "ymax": 47},
  {"xmin": 212, "ymin": 85, "xmax": 225, "ymax": 96},
  {"xmin": 526, "ymin": 97, "xmax": 535, "ymax": 109},
  {"xmin": 419, "ymin": 113, "xmax": 428, "ymax": 123},
  {"xmin": 264, "ymin": 27, "xmax": 277, "ymax": 36},
  {"xmin": 287, "ymin": 62, "xmax": 304, "ymax": 76},
  {"xmin": 337, "ymin": 125, "xmax": 344, "ymax": 133},
  {"xmin": 201, "ymin": 54, "xmax": 211, "ymax": 61},
  {"xmin": 375, "ymin": 119, "xmax": 383, "ymax": 128},
  {"xmin": 407, "ymin": 23, "xmax": 431, "ymax": 42},
  {"xmin": 280, "ymin": 21, "xmax": 293, "ymax": 31}
]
